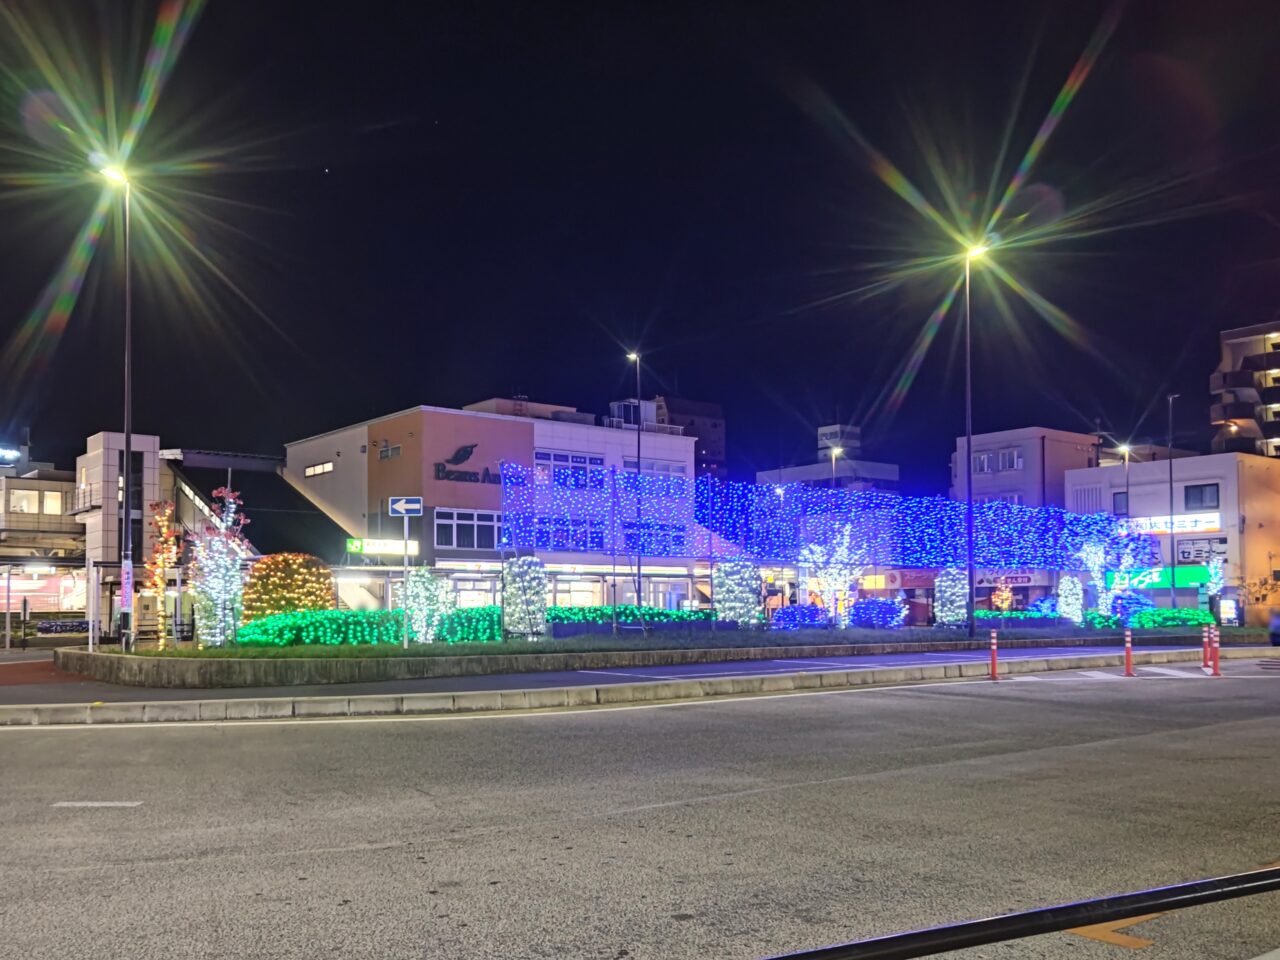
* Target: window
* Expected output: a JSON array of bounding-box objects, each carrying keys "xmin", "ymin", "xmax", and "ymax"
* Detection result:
[
  {"xmin": 997, "ymin": 448, "xmax": 1024, "ymax": 471},
  {"xmin": 972, "ymin": 453, "xmax": 993, "ymax": 474},
  {"xmin": 1112, "ymin": 491, "xmax": 1128, "ymax": 516},
  {"xmin": 8, "ymin": 489, "xmax": 38, "ymax": 514},
  {"xmin": 1185, "ymin": 483, "xmax": 1219, "ymax": 510},
  {"xmin": 42, "ymin": 491, "xmax": 63, "ymax": 515},
  {"xmin": 435, "ymin": 510, "xmax": 502, "ymax": 551},
  {"xmin": 303, "ymin": 461, "xmax": 333, "ymax": 478},
  {"xmin": 377, "ymin": 445, "xmax": 401, "ymax": 461}
]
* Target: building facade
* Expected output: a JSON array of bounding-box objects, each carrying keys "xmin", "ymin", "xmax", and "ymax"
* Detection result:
[
  {"xmin": 1210, "ymin": 320, "xmax": 1280, "ymax": 458},
  {"xmin": 950, "ymin": 426, "xmax": 1103, "ymax": 508},
  {"xmin": 757, "ymin": 424, "xmax": 898, "ymax": 492},
  {"xmin": 1065, "ymin": 452, "xmax": 1280, "ymax": 623},
  {"xmin": 654, "ymin": 396, "xmax": 727, "ymax": 479},
  {"xmin": 284, "ymin": 399, "xmax": 701, "ymax": 609}
]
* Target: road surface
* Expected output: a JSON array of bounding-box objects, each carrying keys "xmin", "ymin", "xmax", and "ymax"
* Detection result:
[{"xmin": 2, "ymin": 661, "xmax": 1278, "ymax": 959}]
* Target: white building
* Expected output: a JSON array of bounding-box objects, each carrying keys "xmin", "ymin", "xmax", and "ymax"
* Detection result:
[
  {"xmin": 950, "ymin": 426, "xmax": 1103, "ymax": 507},
  {"xmin": 1065, "ymin": 452, "xmax": 1280, "ymax": 623},
  {"xmin": 757, "ymin": 424, "xmax": 898, "ymax": 492}
]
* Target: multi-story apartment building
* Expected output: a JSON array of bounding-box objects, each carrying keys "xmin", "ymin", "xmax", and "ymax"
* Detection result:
[
  {"xmin": 654, "ymin": 396, "xmax": 727, "ymax": 479},
  {"xmin": 949, "ymin": 426, "xmax": 1104, "ymax": 508},
  {"xmin": 1210, "ymin": 320, "xmax": 1280, "ymax": 458}
]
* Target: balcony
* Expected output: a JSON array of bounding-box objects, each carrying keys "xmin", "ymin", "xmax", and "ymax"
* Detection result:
[
  {"xmin": 1262, "ymin": 419, "xmax": 1280, "ymax": 440},
  {"xmin": 1240, "ymin": 350, "xmax": 1280, "ymax": 372},
  {"xmin": 603, "ymin": 418, "xmax": 684, "ymax": 436},
  {"xmin": 1210, "ymin": 369, "xmax": 1258, "ymax": 394},
  {"xmin": 1216, "ymin": 435, "xmax": 1261, "ymax": 455},
  {"xmin": 1210, "ymin": 401, "xmax": 1258, "ymax": 424},
  {"xmin": 1260, "ymin": 384, "xmax": 1280, "ymax": 405}
]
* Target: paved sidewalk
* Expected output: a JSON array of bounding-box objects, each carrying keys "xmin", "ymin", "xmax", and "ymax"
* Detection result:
[{"xmin": 0, "ymin": 644, "xmax": 1259, "ymax": 707}]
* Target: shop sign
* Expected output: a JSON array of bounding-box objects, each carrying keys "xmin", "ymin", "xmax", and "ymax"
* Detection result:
[
  {"xmin": 1177, "ymin": 537, "xmax": 1228, "ymax": 564},
  {"xmin": 346, "ymin": 538, "xmax": 420, "ymax": 557},
  {"xmin": 1120, "ymin": 512, "xmax": 1221, "ymax": 535},
  {"xmin": 1105, "ymin": 564, "xmax": 1211, "ymax": 590},
  {"xmin": 885, "ymin": 569, "xmax": 936, "ymax": 590},
  {"xmin": 434, "ymin": 444, "xmax": 501, "ymax": 484}
]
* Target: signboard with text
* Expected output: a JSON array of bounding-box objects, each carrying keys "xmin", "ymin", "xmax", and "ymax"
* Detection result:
[
  {"xmin": 1105, "ymin": 565, "xmax": 1212, "ymax": 590},
  {"xmin": 1119, "ymin": 512, "xmax": 1221, "ymax": 535}
]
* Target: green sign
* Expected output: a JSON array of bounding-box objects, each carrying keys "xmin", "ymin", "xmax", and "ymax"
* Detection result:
[
  {"xmin": 346, "ymin": 538, "xmax": 364, "ymax": 554},
  {"xmin": 1105, "ymin": 565, "xmax": 1210, "ymax": 590}
]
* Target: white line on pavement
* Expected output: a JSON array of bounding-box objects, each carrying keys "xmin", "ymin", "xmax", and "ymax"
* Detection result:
[
  {"xmin": 1139, "ymin": 666, "xmax": 1200, "ymax": 678},
  {"xmin": 1077, "ymin": 671, "xmax": 1123, "ymax": 680},
  {"xmin": 51, "ymin": 801, "xmax": 143, "ymax": 808}
]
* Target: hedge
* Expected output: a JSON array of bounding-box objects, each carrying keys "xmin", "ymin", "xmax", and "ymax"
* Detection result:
[{"xmin": 236, "ymin": 609, "xmax": 407, "ymax": 647}]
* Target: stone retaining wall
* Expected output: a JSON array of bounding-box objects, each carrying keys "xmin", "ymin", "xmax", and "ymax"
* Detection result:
[{"xmin": 54, "ymin": 633, "xmax": 1213, "ymax": 689}]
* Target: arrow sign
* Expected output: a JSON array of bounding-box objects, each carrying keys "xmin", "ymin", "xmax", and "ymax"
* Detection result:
[{"xmin": 388, "ymin": 496, "xmax": 423, "ymax": 517}]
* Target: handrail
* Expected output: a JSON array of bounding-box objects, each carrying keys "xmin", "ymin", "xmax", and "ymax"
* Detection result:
[{"xmin": 764, "ymin": 866, "xmax": 1280, "ymax": 959}]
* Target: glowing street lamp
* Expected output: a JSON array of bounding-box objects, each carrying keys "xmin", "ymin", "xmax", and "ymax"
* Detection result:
[
  {"xmin": 830, "ymin": 446, "xmax": 843, "ymax": 488},
  {"xmin": 1117, "ymin": 443, "xmax": 1131, "ymax": 519},
  {"xmin": 627, "ymin": 351, "xmax": 645, "ymax": 619},
  {"xmin": 961, "ymin": 240, "xmax": 990, "ymax": 638},
  {"xmin": 100, "ymin": 162, "xmax": 136, "ymax": 649}
]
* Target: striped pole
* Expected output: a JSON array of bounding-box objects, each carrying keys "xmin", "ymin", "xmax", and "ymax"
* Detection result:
[
  {"xmin": 989, "ymin": 629, "xmax": 1000, "ymax": 681},
  {"xmin": 1124, "ymin": 627, "xmax": 1135, "ymax": 677},
  {"xmin": 1210, "ymin": 624, "xmax": 1222, "ymax": 678},
  {"xmin": 1201, "ymin": 624, "xmax": 1210, "ymax": 669}
]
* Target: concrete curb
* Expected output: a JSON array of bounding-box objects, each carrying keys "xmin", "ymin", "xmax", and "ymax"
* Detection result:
[
  {"xmin": 2, "ymin": 648, "xmax": 1261, "ymax": 727},
  {"xmin": 52, "ymin": 632, "xmax": 1233, "ymax": 689}
]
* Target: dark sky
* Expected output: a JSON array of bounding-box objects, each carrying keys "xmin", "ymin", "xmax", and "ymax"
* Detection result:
[{"xmin": 2, "ymin": 0, "xmax": 1279, "ymax": 493}]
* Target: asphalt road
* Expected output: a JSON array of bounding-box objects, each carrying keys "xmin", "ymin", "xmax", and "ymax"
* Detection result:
[
  {"xmin": 2, "ymin": 663, "xmax": 1278, "ymax": 960},
  {"xmin": 0, "ymin": 644, "xmax": 1243, "ymax": 705}
]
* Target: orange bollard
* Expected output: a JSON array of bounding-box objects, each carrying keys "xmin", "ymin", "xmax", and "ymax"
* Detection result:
[
  {"xmin": 1124, "ymin": 627, "xmax": 1135, "ymax": 677},
  {"xmin": 1210, "ymin": 625, "xmax": 1222, "ymax": 677},
  {"xmin": 989, "ymin": 629, "xmax": 1000, "ymax": 680},
  {"xmin": 1201, "ymin": 624, "xmax": 1210, "ymax": 669}
]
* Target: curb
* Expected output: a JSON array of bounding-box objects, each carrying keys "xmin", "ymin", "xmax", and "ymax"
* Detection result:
[{"xmin": 0, "ymin": 648, "xmax": 1261, "ymax": 727}]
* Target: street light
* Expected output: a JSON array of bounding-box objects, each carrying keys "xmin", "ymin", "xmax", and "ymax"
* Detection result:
[
  {"xmin": 627, "ymin": 351, "xmax": 644, "ymax": 616},
  {"xmin": 962, "ymin": 241, "xmax": 989, "ymax": 638},
  {"xmin": 830, "ymin": 446, "xmax": 843, "ymax": 488},
  {"xmin": 1166, "ymin": 393, "xmax": 1180, "ymax": 611},
  {"xmin": 1117, "ymin": 444, "xmax": 1131, "ymax": 519},
  {"xmin": 100, "ymin": 162, "xmax": 134, "ymax": 650}
]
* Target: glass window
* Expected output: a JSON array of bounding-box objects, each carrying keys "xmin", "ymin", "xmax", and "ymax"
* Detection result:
[
  {"xmin": 456, "ymin": 525, "xmax": 475, "ymax": 548},
  {"xmin": 1185, "ymin": 483, "xmax": 1219, "ymax": 510},
  {"xmin": 8, "ymin": 489, "xmax": 38, "ymax": 513},
  {"xmin": 435, "ymin": 524, "xmax": 453, "ymax": 547},
  {"xmin": 997, "ymin": 448, "xmax": 1024, "ymax": 471},
  {"xmin": 1112, "ymin": 491, "xmax": 1128, "ymax": 516},
  {"xmin": 434, "ymin": 511, "xmax": 501, "ymax": 552},
  {"xmin": 476, "ymin": 525, "xmax": 495, "ymax": 549},
  {"xmin": 42, "ymin": 491, "xmax": 63, "ymax": 515}
]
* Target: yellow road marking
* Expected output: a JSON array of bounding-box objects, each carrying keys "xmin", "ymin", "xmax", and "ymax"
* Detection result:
[{"xmin": 1069, "ymin": 913, "xmax": 1164, "ymax": 949}]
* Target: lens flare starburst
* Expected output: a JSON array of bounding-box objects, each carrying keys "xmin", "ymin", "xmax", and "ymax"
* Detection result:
[{"xmin": 0, "ymin": 0, "xmax": 291, "ymax": 427}]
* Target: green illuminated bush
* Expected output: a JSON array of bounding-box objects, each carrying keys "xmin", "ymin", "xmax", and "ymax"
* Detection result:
[
  {"xmin": 974, "ymin": 610, "xmax": 1056, "ymax": 621},
  {"xmin": 1084, "ymin": 610, "xmax": 1120, "ymax": 630},
  {"xmin": 1126, "ymin": 607, "xmax": 1215, "ymax": 629},
  {"xmin": 436, "ymin": 605, "xmax": 503, "ymax": 643},
  {"xmin": 236, "ymin": 609, "xmax": 406, "ymax": 647},
  {"xmin": 546, "ymin": 605, "xmax": 712, "ymax": 624}
]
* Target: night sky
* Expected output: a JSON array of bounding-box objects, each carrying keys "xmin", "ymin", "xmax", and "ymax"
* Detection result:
[{"xmin": 2, "ymin": 0, "xmax": 1278, "ymax": 493}]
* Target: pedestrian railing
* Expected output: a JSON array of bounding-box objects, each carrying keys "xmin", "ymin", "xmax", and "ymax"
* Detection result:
[{"xmin": 763, "ymin": 866, "xmax": 1280, "ymax": 959}]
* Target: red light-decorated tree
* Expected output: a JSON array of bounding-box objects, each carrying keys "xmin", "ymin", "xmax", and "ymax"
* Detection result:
[
  {"xmin": 144, "ymin": 501, "xmax": 180, "ymax": 648},
  {"xmin": 242, "ymin": 552, "xmax": 335, "ymax": 624}
]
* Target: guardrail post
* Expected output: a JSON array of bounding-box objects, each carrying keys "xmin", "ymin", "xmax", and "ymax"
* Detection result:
[
  {"xmin": 1124, "ymin": 627, "xmax": 1135, "ymax": 677},
  {"xmin": 1210, "ymin": 624, "xmax": 1221, "ymax": 678},
  {"xmin": 989, "ymin": 629, "xmax": 1000, "ymax": 680}
]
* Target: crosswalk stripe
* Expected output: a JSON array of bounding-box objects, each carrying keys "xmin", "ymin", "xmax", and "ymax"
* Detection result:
[
  {"xmin": 1139, "ymin": 666, "xmax": 1197, "ymax": 678},
  {"xmin": 1078, "ymin": 670, "xmax": 1122, "ymax": 680}
]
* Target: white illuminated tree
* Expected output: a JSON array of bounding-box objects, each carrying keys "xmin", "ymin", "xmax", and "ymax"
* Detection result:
[
  {"xmin": 799, "ymin": 524, "xmax": 866, "ymax": 628},
  {"xmin": 711, "ymin": 560, "xmax": 762, "ymax": 627},
  {"xmin": 187, "ymin": 488, "xmax": 249, "ymax": 647},
  {"xmin": 502, "ymin": 556, "xmax": 548, "ymax": 639},
  {"xmin": 404, "ymin": 567, "xmax": 457, "ymax": 642},
  {"xmin": 934, "ymin": 567, "xmax": 968, "ymax": 625},
  {"xmin": 1057, "ymin": 575, "xmax": 1084, "ymax": 624}
]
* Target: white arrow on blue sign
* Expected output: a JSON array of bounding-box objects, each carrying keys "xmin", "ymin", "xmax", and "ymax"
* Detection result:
[{"xmin": 388, "ymin": 497, "xmax": 424, "ymax": 517}]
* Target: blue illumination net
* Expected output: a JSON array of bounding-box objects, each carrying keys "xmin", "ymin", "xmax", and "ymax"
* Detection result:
[{"xmin": 500, "ymin": 465, "xmax": 1145, "ymax": 571}]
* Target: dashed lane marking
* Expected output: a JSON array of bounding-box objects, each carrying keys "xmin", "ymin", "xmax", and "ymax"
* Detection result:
[{"xmin": 51, "ymin": 801, "xmax": 143, "ymax": 808}]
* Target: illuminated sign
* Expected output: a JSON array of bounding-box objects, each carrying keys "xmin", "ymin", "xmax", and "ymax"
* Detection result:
[
  {"xmin": 1120, "ymin": 512, "xmax": 1221, "ymax": 535},
  {"xmin": 1105, "ymin": 565, "xmax": 1211, "ymax": 590},
  {"xmin": 0, "ymin": 446, "xmax": 20, "ymax": 462},
  {"xmin": 345, "ymin": 538, "xmax": 420, "ymax": 557},
  {"xmin": 1177, "ymin": 537, "xmax": 1228, "ymax": 564}
]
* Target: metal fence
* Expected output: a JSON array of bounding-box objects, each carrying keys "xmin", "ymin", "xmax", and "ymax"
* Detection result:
[{"xmin": 763, "ymin": 866, "xmax": 1280, "ymax": 959}]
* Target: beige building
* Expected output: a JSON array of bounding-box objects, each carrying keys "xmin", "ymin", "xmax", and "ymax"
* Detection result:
[
  {"xmin": 1065, "ymin": 452, "xmax": 1280, "ymax": 624},
  {"xmin": 950, "ymin": 426, "xmax": 1105, "ymax": 508}
]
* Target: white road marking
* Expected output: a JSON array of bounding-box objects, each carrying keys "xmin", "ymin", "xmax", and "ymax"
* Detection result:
[
  {"xmin": 1078, "ymin": 670, "xmax": 1122, "ymax": 680},
  {"xmin": 1139, "ymin": 666, "xmax": 1199, "ymax": 678},
  {"xmin": 1245, "ymin": 950, "xmax": 1280, "ymax": 960},
  {"xmin": 1006, "ymin": 676, "xmax": 1044, "ymax": 682},
  {"xmin": 51, "ymin": 801, "xmax": 142, "ymax": 808}
]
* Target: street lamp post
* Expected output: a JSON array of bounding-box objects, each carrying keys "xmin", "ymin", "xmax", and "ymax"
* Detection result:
[
  {"xmin": 963, "ymin": 243, "xmax": 987, "ymax": 639},
  {"xmin": 1118, "ymin": 444, "xmax": 1131, "ymax": 517},
  {"xmin": 627, "ymin": 352, "xmax": 643, "ymax": 614},
  {"xmin": 830, "ymin": 446, "xmax": 843, "ymax": 488},
  {"xmin": 1166, "ymin": 393, "xmax": 1180, "ymax": 611},
  {"xmin": 101, "ymin": 164, "xmax": 133, "ymax": 650}
]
